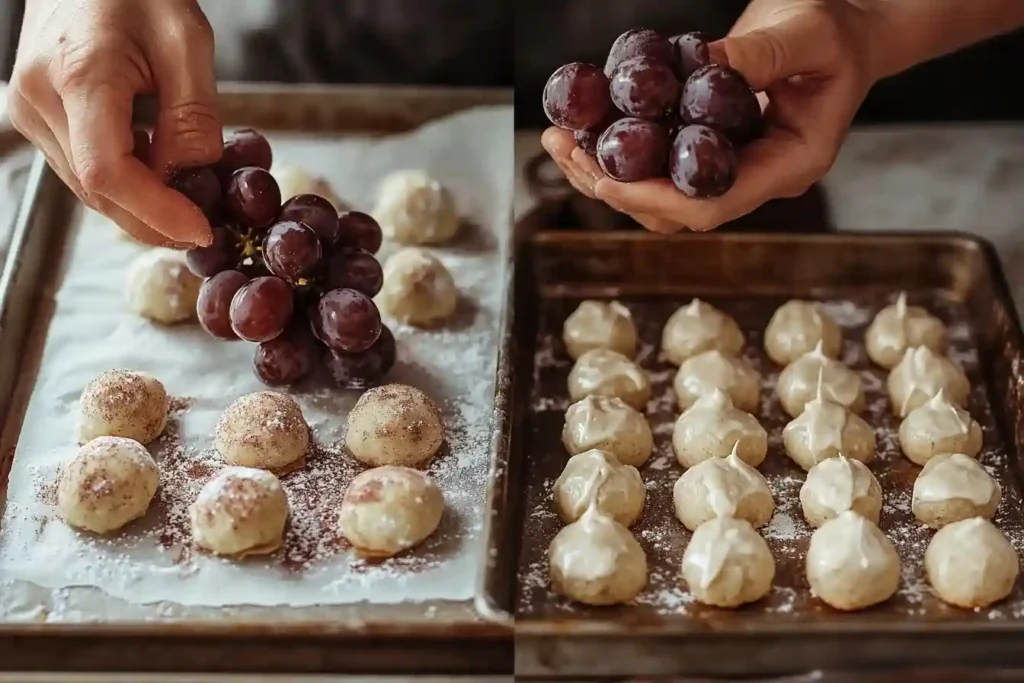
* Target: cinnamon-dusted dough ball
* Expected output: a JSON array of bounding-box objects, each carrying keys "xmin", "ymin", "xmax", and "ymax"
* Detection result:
[
  {"xmin": 190, "ymin": 466, "xmax": 289, "ymax": 557},
  {"xmin": 899, "ymin": 389, "xmax": 982, "ymax": 465},
  {"xmin": 682, "ymin": 517, "xmax": 775, "ymax": 608},
  {"xmin": 782, "ymin": 386, "xmax": 875, "ymax": 471},
  {"xmin": 554, "ymin": 449, "xmax": 646, "ymax": 527},
  {"xmin": 568, "ymin": 348, "xmax": 650, "ymax": 411},
  {"xmin": 273, "ymin": 163, "xmax": 347, "ymax": 209},
  {"xmin": 338, "ymin": 466, "xmax": 445, "ymax": 558},
  {"xmin": 673, "ymin": 446, "xmax": 774, "ymax": 531},
  {"xmin": 548, "ymin": 507, "xmax": 647, "ymax": 606},
  {"xmin": 865, "ymin": 292, "xmax": 948, "ymax": 369},
  {"xmin": 925, "ymin": 517, "xmax": 1019, "ymax": 609},
  {"xmin": 346, "ymin": 384, "xmax": 445, "ymax": 468},
  {"xmin": 562, "ymin": 396, "xmax": 653, "ymax": 468},
  {"xmin": 776, "ymin": 342, "xmax": 864, "ymax": 417},
  {"xmin": 215, "ymin": 392, "xmax": 309, "ymax": 473},
  {"xmin": 805, "ymin": 511, "xmax": 901, "ymax": 611},
  {"xmin": 660, "ymin": 298, "xmax": 744, "ymax": 365},
  {"xmin": 562, "ymin": 300, "xmax": 638, "ymax": 360},
  {"xmin": 376, "ymin": 247, "xmax": 458, "ymax": 327},
  {"xmin": 672, "ymin": 389, "xmax": 767, "ymax": 469},
  {"xmin": 912, "ymin": 453, "xmax": 1000, "ymax": 529},
  {"xmin": 57, "ymin": 436, "xmax": 159, "ymax": 534},
  {"xmin": 764, "ymin": 300, "xmax": 842, "ymax": 366},
  {"xmin": 372, "ymin": 169, "xmax": 459, "ymax": 245},
  {"xmin": 77, "ymin": 370, "xmax": 169, "ymax": 445},
  {"xmin": 799, "ymin": 456, "xmax": 882, "ymax": 528},
  {"xmin": 673, "ymin": 349, "xmax": 760, "ymax": 413},
  {"xmin": 125, "ymin": 248, "xmax": 202, "ymax": 324},
  {"xmin": 887, "ymin": 346, "xmax": 970, "ymax": 418}
]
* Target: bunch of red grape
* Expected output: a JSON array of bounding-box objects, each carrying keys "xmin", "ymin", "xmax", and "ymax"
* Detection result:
[
  {"xmin": 542, "ymin": 29, "xmax": 762, "ymax": 198},
  {"xmin": 162, "ymin": 128, "xmax": 396, "ymax": 389}
]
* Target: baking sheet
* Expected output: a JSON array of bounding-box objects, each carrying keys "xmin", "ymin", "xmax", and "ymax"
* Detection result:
[{"xmin": 0, "ymin": 105, "xmax": 514, "ymax": 616}]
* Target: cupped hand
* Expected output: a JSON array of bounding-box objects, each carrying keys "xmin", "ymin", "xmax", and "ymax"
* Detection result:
[{"xmin": 8, "ymin": 0, "xmax": 222, "ymax": 247}]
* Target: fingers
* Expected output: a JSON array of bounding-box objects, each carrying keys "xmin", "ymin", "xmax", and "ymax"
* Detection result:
[{"xmin": 541, "ymin": 127, "xmax": 596, "ymax": 198}]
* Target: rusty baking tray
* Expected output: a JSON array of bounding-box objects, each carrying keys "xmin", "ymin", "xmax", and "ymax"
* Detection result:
[
  {"xmin": 480, "ymin": 215, "xmax": 1024, "ymax": 678},
  {"xmin": 0, "ymin": 83, "xmax": 513, "ymax": 676}
]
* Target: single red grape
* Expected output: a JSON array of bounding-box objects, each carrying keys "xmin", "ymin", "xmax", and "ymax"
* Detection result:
[
  {"xmin": 186, "ymin": 225, "xmax": 240, "ymax": 277},
  {"xmin": 604, "ymin": 28, "xmax": 675, "ymax": 77},
  {"xmin": 669, "ymin": 32, "xmax": 713, "ymax": 80},
  {"xmin": 217, "ymin": 128, "xmax": 273, "ymax": 183},
  {"xmin": 264, "ymin": 220, "xmax": 322, "ymax": 284},
  {"xmin": 542, "ymin": 62, "xmax": 613, "ymax": 132},
  {"xmin": 132, "ymin": 130, "xmax": 151, "ymax": 166},
  {"xmin": 197, "ymin": 270, "xmax": 249, "ymax": 340},
  {"xmin": 169, "ymin": 166, "xmax": 222, "ymax": 222},
  {"xmin": 226, "ymin": 167, "xmax": 282, "ymax": 230},
  {"xmin": 317, "ymin": 288, "xmax": 381, "ymax": 353},
  {"xmin": 229, "ymin": 276, "xmax": 295, "ymax": 343},
  {"xmin": 278, "ymin": 194, "xmax": 340, "ymax": 244},
  {"xmin": 336, "ymin": 211, "xmax": 383, "ymax": 255},
  {"xmin": 324, "ymin": 325, "xmax": 397, "ymax": 389},
  {"xmin": 670, "ymin": 125, "xmax": 737, "ymax": 198},
  {"xmin": 575, "ymin": 113, "xmax": 622, "ymax": 155},
  {"xmin": 324, "ymin": 248, "xmax": 383, "ymax": 297},
  {"xmin": 596, "ymin": 118, "xmax": 670, "ymax": 182},
  {"xmin": 253, "ymin": 321, "xmax": 319, "ymax": 386},
  {"xmin": 680, "ymin": 64, "xmax": 763, "ymax": 146},
  {"xmin": 609, "ymin": 57, "xmax": 681, "ymax": 120}
]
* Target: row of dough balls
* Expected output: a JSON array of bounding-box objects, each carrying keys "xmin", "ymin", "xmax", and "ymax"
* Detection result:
[{"xmin": 58, "ymin": 372, "xmax": 448, "ymax": 558}]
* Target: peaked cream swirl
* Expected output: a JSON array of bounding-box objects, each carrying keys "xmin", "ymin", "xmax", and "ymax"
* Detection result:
[
  {"xmin": 777, "ymin": 340, "xmax": 863, "ymax": 417},
  {"xmin": 682, "ymin": 517, "xmax": 770, "ymax": 590},
  {"xmin": 660, "ymin": 298, "xmax": 744, "ymax": 365},
  {"xmin": 913, "ymin": 453, "xmax": 998, "ymax": 506},
  {"xmin": 887, "ymin": 346, "xmax": 970, "ymax": 417},
  {"xmin": 865, "ymin": 292, "xmax": 948, "ymax": 369}
]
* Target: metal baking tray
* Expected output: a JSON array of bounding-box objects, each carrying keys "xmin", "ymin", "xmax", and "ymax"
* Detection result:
[
  {"xmin": 481, "ymin": 214, "xmax": 1024, "ymax": 678},
  {"xmin": 0, "ymin": 83, "xmax": 513, "ymax": 676}
]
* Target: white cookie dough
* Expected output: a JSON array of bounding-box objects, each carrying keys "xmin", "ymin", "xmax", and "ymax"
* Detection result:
[
  {"xmin": 781, "ymin": 384, "xmax": 875, "ymax": 471},
  {"xmin": 660, "ymin": 298, "xmax": 744, "ymax": 365},
  {"xmin": 346, "ymin": 384, "xmax": 445, "ymax": 468},
  {"xmin": 190, "ymin": 466, "xmax": 289, "ymax": 556},
  {"xmin": 568, "ymin": 348, "xmax": 651, "ymax": 411},
  {"xmin": 57, "ymin": 436, "xmax": 159, "ymax": 534},
  {"xmin": 554, "ymin": 449, "xmax": 646, "ymax": 527},
  {"xmin": 672, "ymin": 389, "xmax": 768, "ymax": 469},
  {"xmin": 548, "ymin": 506, "xmax": 648, "ymax": 606},
  {"xmin": 805, "ymin": 510, "xmax": 901, "ymax": 611},
  {"xmin": 799, "ymin": 456, "xmax": 882, "ymax": 528},
  {"xmin": 562, "ymin": 395, "xmax": 653, "ymax": 468},
  {"xmin": 912, "ymin": 453, "xmax": 1000, "ymax": 529},
  {"xmin": 925, "ymin": 517, "xmax": 1019, "ymax": 609},
  {"xmin": 673, "ymin": 446, "xmax": 774, "ymax": 531},
  {"xmin": 682, "ymin": 517, "xmax": 775, "ymax": 608},
  {"xmin": 673, "ymin": 349, "xmax": 760, "ymax": 413},
  {"xmin": 898, "ymin": 389, "xmax": 982, "ymax": 465},
  {"xmin": 77, "ymin": 370, "xmax": 169, "ymax": 446},
  {"xmin": 338, "ymin": 466, "xmax": 444, "ymax": 557},
  {"xmin": 776, "ymin": 342, "xmax": 864, "ymax": 417},
  {"xmin": 372, "ymin": 169, "xmax": 459, "ymax": 245},
  {"xmin": 764, "ymin": 300, "xmax": 842, "ymax": 366},
  {"xmin": 562, "ymin": 300, "xmax": 638, "ymax": 360},
  {"xmin": 887, "ymin": 346, "xmax": 970, "ymax": 418},
  {"xmin": 865, "ymin": 293, "xmax": 947, "ymax": 369},
  {"xmin": 376, "ymin": 247, "xmax": 458, "ymax": 327},
  {"xmin": 273, "ymin": 163, "xmax": 346, "ymax": 209},
  {"xmin": 215, "ymin": 391, "xmax": 309, "ymax": 473},
  {"xmin": 125, "ymin": 248, "xmax": 202, "ymax": 324}
]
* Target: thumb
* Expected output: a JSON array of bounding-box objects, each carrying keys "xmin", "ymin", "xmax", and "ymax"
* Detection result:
[{"xmin": 710, "ymin": 18, "xmax": 828, "ymax": 92}]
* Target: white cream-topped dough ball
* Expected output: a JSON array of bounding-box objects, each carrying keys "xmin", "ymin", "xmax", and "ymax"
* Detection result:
[
  {"xmin": 898, "ymin": 388, "xmax": 982, "ymax": 465},
  {"xmin": 77, "ymin": 369, "xmax": 169, "ymax": 446},
  {"xmin": 272, "ymin": 163, "xmax": 347, "ymax": 210},
  {"xmin": 376, "ymin": 247, "xmax": 458, "ymax": 327},
  {"xmin": 345, "ymin": 384, "xmax": 445, "ymax": 468},
  {"xmin": 567, "ymin": 348, "xmax": 651, "ymax": 411},
  {"xmin": 660, "ymin": 298, "xmax": 744, "ymax": 366},
  {"xmin": 776, "ymin": 342, "xmax": 864, "ymax": 418},
  {"xmin": 799, "ymin": 456, "xmax": 882, "ymax": 528},
  {"xmin": 764, "ymin": 300, "xmax": 842, "ymax": 366},
  {"xmin": 865, "ymin": 293, "xmax": 948, "ymax": 369},
  {"xmin": 57, "ymin": 436, "xmax": 159, "ymax": 534},
  {"xmin": 925, "ymin": 517, "xmax": 1019, "ymax": 609},
  {"xmin": 672, "ymin": 388, "xmax": 767, "ymax": 469},
  {"xmin": 562, "ymin": 300, "xmax": 638, "ymax": 360},
  {"xmin": 782, "ymin": 385, "xmax": 875, "ymax": 471},
  {"xmin": 125, "ymin": 248, "xmax": 202, "ymax": 324},
  {"xmin": 190, "ymin": 466, "xmax": 289, "ymax": 557},
  {"xmin": 887, "ymin": 346, "xmax": 970, "ymax": 418},
  {"xmin": 682, "ymin": 517, "xmax": 775, "ymax": 608},
  {"xmin": 553, "ymin": 449, "xmax": 646, "ymax": 527},
  {"xmin": 372, "ymin": 169, "xmax": 459, "ymax": 245},
  {"xmin": 673, "ymin": 445, "xmax": 774, "ymax": 531},
  {"xmin": 673, "ymin": 349, "xmax": 760, "ymax": 413},
  {"xmin": 562, "ymin": 395, "xmax": 653, "ymax": 468},
  {"xmin": 912, "ymin": 452, "xmax": 1000, "ymax": 529},
  {"xmin": 215, "ymin": 391, "xmax": 309, "ymax": 473}
]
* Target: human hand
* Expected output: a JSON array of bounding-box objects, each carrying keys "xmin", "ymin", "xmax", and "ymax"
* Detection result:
[{"xmin": 8, "ymin": 0, "xmax": 221, "ymax": 247}]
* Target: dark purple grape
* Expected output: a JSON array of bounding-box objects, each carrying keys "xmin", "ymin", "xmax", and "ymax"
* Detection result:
[
  {"xmin": 229, "ymin": 276, "xmax": 295, "ymax": 343},
  {"xmin": 336, "ymin": 211, "xmax": 383, "ymax": 255},
  {"xmin": 542, "ymin": 62, "xmax": 612, "ymax": 132},
  {"xmin": 610, "ymin": 57, "xmax": 680, "ymax": 120},
  {"xmin": 680, "ymin": 64, "xmax": 762, "ymax": 146},
  {"xmin": 169, "ymin": 166, "xmax": 222, "ymax": 222},
  {"xmin": 317, "ymin": 288, "xmax": 381, "ymax": 353},
  {"xmin": 596, "ymin": 118, "xmax": 670, "ymax": 182},
  {"xmin": 604, "ymin": 28, "xmax": 675, "ymax": 77},
  {"xmin": 197, "ymin": 270, "xmax": 249, "ymax": 340},
  {"xmin": 278, "ymin": 194, "xmax": 340, "ymax": 244},
  {"xmin": 670, "ymin": 32, "xmax": 713, "ymax": 80},
  {"xmin": 253, "ymin": 321, "xmax": 319, "ymax": 386},
  {"xmin": 264, "ymin": 221, "xmax": 322, "ymax": 284},
  {"xmin": 308, "ymin": 301, "xmax": 329, "ymax": 345},
  {"xmin": 186, "ymin": 225, "xmax": 240, "ymax": 277},
  {"xmin": 226, "ymin": 167, "xmax": 282, "ymax": 230},
  {"xmin": 217, "ymin": 128, "xmax": 273, "ymax": 183},
  {"xmin": 132, "ymin": 129, "xmax": 151, "ymax": 166},
  {"xmin": 670, "ymin": 125, "xmax": 737, "ymax": 199},
  {"xmin": 324, "ymin": 248, "xmax": 383, "ymax": 297},
  {"xmin": 574, "ymin": 113, "xmax": 623, "ymax": 155},
  {"xmin": 324, "ymin": 325, "xmax": 397, "ymax": 389}
]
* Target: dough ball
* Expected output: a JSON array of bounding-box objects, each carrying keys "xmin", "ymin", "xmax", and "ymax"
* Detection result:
[
  {"xmin": 899, "ymin": 388, "xmax": 983, "ymax": 465},
  {"xmin": 660, "ymin": 298, "xmax": 744, "ymax": 366},
  {"xmin": 764, "ymin": 300, "xmax": 842, "ymax": 366},
  {"xmin": 776, "ymin": 342, "xmax": 864, "ymax": 418},
  {"xmin": 57, "ymin": 436, "xmax": 159, "ymax": 534},
  {"xmin": 338, "ymin": 465, "xmax": 445, "ymax": 557},
  {"xmin": 376, "ymin": 247, "xmax": 458, "ymax": 327},
  {"xmin": 77, "ymin": 370, "xmax": 169, "ymax": 445},
  {"xmin": 273, "ymin": 163, "xmax": 347, "ymax": 210},
  {"xmin": 548, "ymin": 507, "xmax": 647, "ymax": 606},
  {"xmin": 805, "ymin": 510, "xmax": 901, "ymax": 611},
  {"xmin": 682, "ymin": 517, "xmax": 775, "ymax": 608},
  {"xmin": 554, "ymin": 449, "xmax": 646, "ymax": 527},
  {"xmin": 215, "ymin": 391, "xmax": 309, "ymax": 473},
  {"xmin": 782, "ymin": 390, "xmax": 875, "ymax": 471},
  {"xmin": 865, "ymin": 292, "xmax": 948, "ymax": 369},
  {"xmin": 567, "ymin": 348, "xmax": 650, "ymax": 411},
  {"xmin": 799, "ymin": 456, "xmax": 882, "ymax": 528},
  {"xmin": 672, "ymin": 389, "xmax": 767, "ymax": 469},
  {"xmin": 887, "ymin": 346, "xmax": 970, "ymax": 418},
  {"xmin": 345, "ymin": 384, "xmax": 445, "ymax": 468},
  {"xmin": 673, "ymin": 349, "xmax": 760, "ymax": 413},
  {"xmin": 125, "ymin": 248, "xmax": 202, "ymax": 324},
  {"xmin": 190, "ymin": 466, "xmax": 289, "ymax": 556},
  {"xmin": 925, "ymin": 517, "xmax": 1019, "ymax": 609},
  {"xmin": 673, "ymin": 446, "xmax": 774, "ymax": 531},
  {"xmin": 912, "ymin": 452, "xmax": 1000, "ymax": 529},
  {"xmin": 562, "ymin": 300, "xmax": 638, "ymax": 360},
  {"xmin": 372, "ymin": 169, "xmax": 459, "ymax": 245},
  {"xmin": 562, "ymin": 395, "xmax": 653, "ymax": 467}
]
